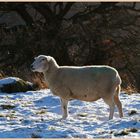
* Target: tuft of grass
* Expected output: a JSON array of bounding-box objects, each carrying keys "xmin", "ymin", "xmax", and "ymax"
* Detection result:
[
  {"xmin": 1, "ymin": 104, "xmax": 16, "ymax": 110},
  {"xmin": 114, "ymin": 128, "xmax": 138, "ymax": 136},
  {"xmin": 48, "ymin": 126, "xmax": 56, "ymax": 131},
  {"xmin": 31, "ymin": 133, "xmax": 42, "ymax": 138},
  {"xmin": 128, "ymin": 128, "xmax": 138, "ymax": 133},
  {"xmin": 128, "ymin": 110, "xmax": 137, "ymax": 116},
  {"xmin": 6, "ymin": 114, "xmax": 16, "ymax": 119},
  {"xmin": 35, "ymin": 109, "xmax": 47, "ymax": 115},
  {"xmin": 11, "ymin": 110, "xmax": 16, "ymax": 113},
  {"xmin": 0, "ymin": 114, "xmax": 5, "ymax": 117},
  {"xmin": 21, "ymin": 102, "xmax": 32, "ymax": 107},
  {"xmin": 114, "ymin": 130, "xmax": 129, "ymax": 136},
  {"xmin": 110, "ymin": 130, "xmax": 114, "ymax": 134},
  {"xmin": 77, "ymin": 113, "xmax": 88, "ymax": 117}
]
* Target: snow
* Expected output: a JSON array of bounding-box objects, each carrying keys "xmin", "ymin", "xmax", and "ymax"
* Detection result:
[
  {"xmin": 0, "ymin": 77, "xmax": 21, "ymax": 85},
  {"xmin": 0, "ymin": 88, "xmax": 139, "ymax": 138}
]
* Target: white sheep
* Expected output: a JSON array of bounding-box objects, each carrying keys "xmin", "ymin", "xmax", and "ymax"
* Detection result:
[{"xmin": 31, "ymin": 55, "xmax": 123, "ymax": 120}]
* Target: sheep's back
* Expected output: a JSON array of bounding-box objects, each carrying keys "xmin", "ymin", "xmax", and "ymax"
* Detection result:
[
  {"xmin": 60, "ymin": 66, "xmax": 118, "ymax": 88},
  {"xmin": 48, "ymin": 65, "xmax": 121, "ymax": 100}
]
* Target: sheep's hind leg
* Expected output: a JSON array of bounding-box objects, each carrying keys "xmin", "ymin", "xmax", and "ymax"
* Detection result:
[
  {"xmin": 114, "ymin": 85, "xmax": 123, "ymax": 118},
  {"xmin": 103, "ymin": 96, "xmax": 115, "ymax": 120},
  {"xmin": 60, "ymin": 98, "xmax": 68, "ymax": 119}
]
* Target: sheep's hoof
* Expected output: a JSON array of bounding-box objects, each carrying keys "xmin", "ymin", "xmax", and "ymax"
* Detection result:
[
  {"xmin": 57, "ymin": 118, "xmax": 64, "ymax": 122},
  {"xmin": 59, "ymin": 116, "xmax": 67, "ymax": 121}
]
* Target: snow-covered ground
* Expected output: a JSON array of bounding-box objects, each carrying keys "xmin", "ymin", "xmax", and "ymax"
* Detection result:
[{"xmin": 0, "ymin": 88, "xmax": 139, "ymax": 138}]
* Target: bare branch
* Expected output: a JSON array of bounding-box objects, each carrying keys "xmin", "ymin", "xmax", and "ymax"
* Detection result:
[
  {"xmin": 0, "ymin": 3, "xmax": 34, "ymax": 25},
  {"xmin": 132, "ymin": 2, "xmax": 136, "ymax": 8},
  {"xmin": 31, "ymin": 3, "xmax": 55, "ymax": 23},
  {"xmin": 15, "ymin": 5, "xmax": 34, "ymax": 25},
  {"xmin": 58, "ymin": 2, "xmax": 74, "ymax": 18}
]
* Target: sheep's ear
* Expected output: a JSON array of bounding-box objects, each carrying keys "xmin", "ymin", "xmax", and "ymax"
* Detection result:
[
  {"xmin": 47, "ymin": 56, "xmax": 52, "ymax": 62},
  {"xmin": 34, "ymin": 57, "xmax": 37, "ymax": 60}
]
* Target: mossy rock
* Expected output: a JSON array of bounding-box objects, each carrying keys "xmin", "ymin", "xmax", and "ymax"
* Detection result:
[{"xmin": 0, "ymin": 77, "xmax": 36, "ymax": 93}]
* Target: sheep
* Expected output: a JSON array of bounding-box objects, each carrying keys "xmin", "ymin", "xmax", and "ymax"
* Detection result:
[{"xmin": 31, "ymin": 55, "xmax": 123, "ymax": 120}]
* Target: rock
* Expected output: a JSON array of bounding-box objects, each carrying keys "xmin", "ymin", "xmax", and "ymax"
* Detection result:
[{"xmin": 0, "ymin": 77, "xmax": 36, "ymax": 93}]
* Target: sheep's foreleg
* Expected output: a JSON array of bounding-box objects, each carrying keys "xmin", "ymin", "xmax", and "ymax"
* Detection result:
[
  {"xmin": 60, "ymin": 98, "xmax": 68, "ymax": 119},
  {"xmin": 109, "ymin": 103, "xmax": 115, "ymax": 120}
]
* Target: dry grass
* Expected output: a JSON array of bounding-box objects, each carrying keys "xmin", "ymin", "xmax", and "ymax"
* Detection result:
[
  {"xmin": 122, "ymin": 85, "xmax": 138, "ymax": 94},
  {"xmin": 0, "ymin": 66, "xmax": 138, "ymax": 93},
  {"xmin": 0, "ymin": 68, "xmax": 48, "ymax": 90},
  {"xmin": 0, "ymin": 72, "xmax": 5, "ymax": 79},
  {"xmin": 29, "ymin": 73, "xmax": 48, "ymax": 89}
]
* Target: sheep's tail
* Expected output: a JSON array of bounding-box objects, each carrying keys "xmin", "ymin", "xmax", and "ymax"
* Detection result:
[
  {"xmin": 115, "ymin": 84, "xmax": 121, "ymax": 96},
  {"xmin": 116, "ymin": 72, "xmax": 122, "ymax": 85},
  {"xmin": 111, "ymin": 73, "xmax": 121, "ymax": 96},
  {"xmin": 114, "ymin": 84, "xmax": 123, "ymax": 118},
  {"xmin": 114, "ymin": 73, "xmax": 121, "ymax": 95}
]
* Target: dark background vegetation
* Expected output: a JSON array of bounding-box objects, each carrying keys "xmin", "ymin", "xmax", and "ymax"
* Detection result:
[{"xmin": 0, "ymin": 2, "xmax": 140, "ymax": 92}]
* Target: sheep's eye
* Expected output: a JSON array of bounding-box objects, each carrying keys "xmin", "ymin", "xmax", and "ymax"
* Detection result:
[{"xmin": 42, "ymin": 58, "xmax": 45, "ymax": 61}]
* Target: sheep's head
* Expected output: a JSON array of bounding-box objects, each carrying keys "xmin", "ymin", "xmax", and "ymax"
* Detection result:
[{"xmin": 31, "ymin": 55, "xmax": 52, "ymax": 73}]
